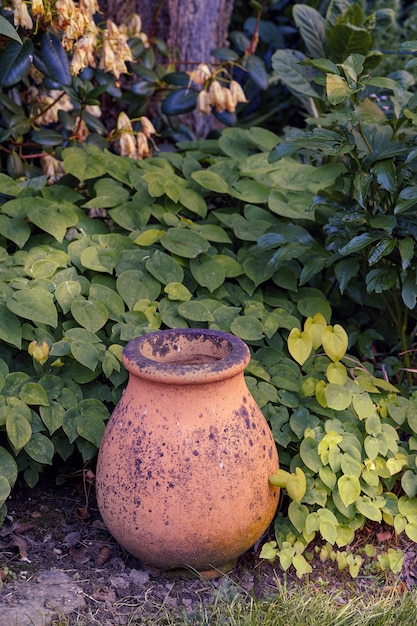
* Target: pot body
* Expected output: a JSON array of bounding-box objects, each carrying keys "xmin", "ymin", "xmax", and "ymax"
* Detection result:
[{"xmin": 96, "ymin": 329, "xmax": 279, "ymax": 575}]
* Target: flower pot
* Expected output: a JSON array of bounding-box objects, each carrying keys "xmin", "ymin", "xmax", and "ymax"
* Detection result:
[{"xmin": 96, "ymin": 328, "xmax": 279, "ymax": 578}]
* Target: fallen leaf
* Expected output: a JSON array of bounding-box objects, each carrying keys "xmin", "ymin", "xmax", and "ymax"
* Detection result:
[
  {"xmin": 74, "ymin": 506, "xmax": 90, "ymax": 522},
  {"xmin": 12, "ymin": 535, "xmax": 29, "ymax": 560},
  {"xmin": 95, "ymin": 545, "xmax": 111, "ymax": 567},
  {"xmin": 92, "ymin": 586, "xmax": 117, "ymax": 603},
  {"xmin": 69, "ymin": 545, "xmax": 91, "ymax": 564},
  {"xmin": 377, "ymin": 530, "xmax": 392, "ymax": 543},
  {"xmin": 14, "ymin": 521, "xmax": 37, "ymax": 534}
]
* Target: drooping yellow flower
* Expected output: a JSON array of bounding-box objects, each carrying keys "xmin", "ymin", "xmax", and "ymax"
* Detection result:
[
  {"xmin": 99, "ymin": 20, "xmax": 134, "ymax": 79},
  {"xmin": 209, "ymin": 80, "xmax": 226, "ymax": 113},
  {"xmin": 197, "ymin": 89, "xmax": 212, "ymax": 114},
  {"xmin": 71, "ymin": 30, "xmax": 98, "ymax": 74},
  {"xmin": 79, "ymin": 0, "xmax": 100, "ymax": 20},
  {"xmin": 229, "ymin": 80, "xmax": 248, "ymax": 104},
  {"xmin": 28, "ymin": 87, "xmax": 74, "ymax": 125},
  {"xmin": 41, "ymin": 154, "xmax": 65, "ymax": 183},
  {"xmin": 116, "ymin": 111, "xmax": 133, "ymax": 131},
  {"xmin": 32, "ymin": 0, "xmax": 46, "ymax": 17},
  {"xmin": 224, "ymin": 87, "xmax": 236, "ymax": 112},
  {"xmin": 136, "ymin": 132, "xmax": 150, "ymax": 159},
  {"xmin": 140, "ymin": 116, "xmax": 156, "ymax": 139},
  {"xmin": 188, "ymin": 63, "xmax": 211, "ymax": 86},
  {"xmin": 119, "ymin": 132, "xmax": 137, "ymax": 159},
  {"xmin": 12, "ymin": 0, "xmax": 33, "ymax": 29},
  {"xmin": 118, "ymin": 13, "xmax": 149, "ymax": 47}
]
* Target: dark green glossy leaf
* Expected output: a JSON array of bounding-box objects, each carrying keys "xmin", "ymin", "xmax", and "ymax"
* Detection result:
[
  {"xmin": 245, "ymin": 54, "xmax": 269, "ymax": 90},
  {"xmin": 293, "ymin": 5, "xmax": 326, "ymax": 59},
  {"xmin": 0, "ymin": 15, "xmax": 22, "ymax": 44},
  {"xmin": 399, "ymin": 237, "xmax": 414, "ymax": 270},
  {"xmin": 41, "ymin": 32, "xmax": 71, "ymax": 86},
  {"xmin": 0, "ymin": 39, "xmax": 34, "ymax": 87},
  {"xmin": 163, "ymin": 72, "xmax": 190, "ymax": 86},
  {"xmin": 327, "ymin": 25, "xmax": 372, "ymax": 63},
  {"xmin": 161, "ymin": 88, "xmax": 198, "ymax": 116},
  {"xmin": 367, "ymin": 238, "xmax": 396, "ymax": 265},
  {"xmin": 31, "ymin": 129, "xmax": 64, "ymax": 147},
  {"xmin": 272, "ymin": 49, "xmax": 321, "ymax": 98},
  {"xmin": 131, "ymin": 65, "xmax": 158, "ymax": 82},
  {"xmin": 334, "ymin": 258, "xmax": 360, "ymax": 293},
  {"xmin": 338, "ymin": 232, "xmax": 382, "ymax": 255},
  {"xmin": 366, "ymin": 268, "xmax": 397, "ymax": 294},
  {"xmin": 211, "ymin": 47, "xmax": 239, "ymax": 61},
  {"xmin": 402, "ymin": 273, "xmax": 417, "ymax": 309}
]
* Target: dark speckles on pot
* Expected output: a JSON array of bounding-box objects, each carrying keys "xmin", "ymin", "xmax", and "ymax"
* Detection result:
[{"xmin": 237, "ymin": 405, "xmax": 251, "ymax": 429}]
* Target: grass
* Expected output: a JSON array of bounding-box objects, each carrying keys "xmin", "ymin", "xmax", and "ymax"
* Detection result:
[{"xmin": 52, "ymin": 577, "xmax": 417, "ymax": 626}]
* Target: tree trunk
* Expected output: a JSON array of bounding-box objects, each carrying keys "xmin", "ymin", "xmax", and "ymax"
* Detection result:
[{"xmin": 100, "ymin": 0, "xmax": 234, "ymax": 137}]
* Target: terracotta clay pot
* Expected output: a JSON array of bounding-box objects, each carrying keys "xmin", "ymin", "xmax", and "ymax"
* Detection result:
[{"xmin": 96, "ymin": 328, "xmax": 279, "ymax": 577}]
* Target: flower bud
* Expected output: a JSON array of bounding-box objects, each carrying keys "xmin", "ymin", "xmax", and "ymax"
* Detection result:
[
  {"xmin": 188, "ymin": 63, "xmax": 212, "ymax": 86},
  {"xmin": 32, "ymin": 0, "xmax": 46, "ymax": 16},
  {"xmin": 224, "ymin": 88, "xmax": 236, "ymax": 112},
  {"xmin": 137, "ymin": 132, "xmax": 150, "ymax": 159},
  {"xmin": 119, "ymin": 132, "xmax": 137, "ymax": 158},
  {"xmin": 140, "ymin": 116, "xmax": 156, "ymax": 138},
  {"xmin": 28, "ymin": 341, "xmax": 50, "ymax": 365},
  {"xmin": 117, "ymin": 112, "xmax": 133, "ymax": 132},
  {"xmin": 229, "ymin": 80, "xmax": 248, "ymax": 104},
  {"xmin": 209, "ymin": 80, "xmax": 226, "ymax": 113},
  {"xmin": 197, "ymin": 90, "xmax": 212, "ymax": 114}
]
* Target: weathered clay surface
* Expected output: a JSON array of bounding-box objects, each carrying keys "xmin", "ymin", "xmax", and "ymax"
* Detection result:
[{"xmin": 96, "ymin": 329, "xmax": 279, "ymax": 574}]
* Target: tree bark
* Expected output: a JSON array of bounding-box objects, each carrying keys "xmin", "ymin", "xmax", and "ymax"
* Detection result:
[{"xmin": 100, "ymin": 0, "xmax": 234, "ymax": 137}]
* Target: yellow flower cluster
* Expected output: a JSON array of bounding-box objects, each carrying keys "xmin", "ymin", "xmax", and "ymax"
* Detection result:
[
  {"xmin": 10, "ymin": 0, "xmax": 143, "ymax": 79},
  {"xmin": 197, "ymin": 79, "xmax": 248, "ymax": 114},
  {"xmin": 98, "ymin": 20, "xmax": 134, "ymax": 79},
  {"xmin": 116, "ymin": 112, "xmax": 157, "ymax": 160},
  {"xmin": 187, "ymin": 64, "xmax": 248, "ymax": 115}
]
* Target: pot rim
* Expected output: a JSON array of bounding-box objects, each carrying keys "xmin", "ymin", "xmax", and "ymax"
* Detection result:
[{"xmin": 122, "ymin": 328, "xmax": 250, "ymax": 384}]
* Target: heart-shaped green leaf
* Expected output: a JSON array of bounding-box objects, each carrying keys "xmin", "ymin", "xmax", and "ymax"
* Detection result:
[
  {"xmin": 288, "ymin": 328, "xmax": 313, "ymax": 365},
  {"xmin": 322, "ymin": 324, "xmax": 348, "ymax": 362}
]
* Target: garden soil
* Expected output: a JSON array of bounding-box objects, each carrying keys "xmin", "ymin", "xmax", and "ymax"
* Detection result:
[{"xmin": 0, "ymin": 475, "xmax": 415, "ymax": 626}]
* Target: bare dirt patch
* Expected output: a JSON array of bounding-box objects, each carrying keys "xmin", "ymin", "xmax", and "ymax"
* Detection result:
[{"xmin": 0, "ymin": 476, "xmax": 415, "ymax": 625}]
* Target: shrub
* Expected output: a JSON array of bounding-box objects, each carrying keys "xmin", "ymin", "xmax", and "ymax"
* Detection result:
[
  {"xmin": 0, "ymin": 127, "xmax": 337, "ymax": 521},
  {"xmin": 247, "ymin": 1, "xmax": 417, "ymax": 378}
]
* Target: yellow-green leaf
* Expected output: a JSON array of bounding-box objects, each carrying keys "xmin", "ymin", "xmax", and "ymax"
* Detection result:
[
  {"xmin": 304, "ymin": 313, "xmax": 327, "ymax": 348},
  {"xmin": 352, "ymin": 393, "xmax": 375, "ymax": 420},
  {"xmin": 405, "ymin": 522, "xmax": 417, "ymax": 543},
  {"xmin": 338, "ymin": 474, "xmax": 361, "ymax": 507},
  {"xmin": 325, "ymin": 383, "xmax": 351, "ymax": 410},
  {"xmin": 322, "ymin": 324, "xmax": 348, "ymax": 362},
  {"xmin": 269, "ymin": 469, "xmax": 290, "ymax": 487},
  {"xmin": 286, "ymin": 467, "xmax": 307, "ymax": 503},
  {"xmin": 288, "ymin": 328, "xmax": 313, "ymax": 366},
  {"xmin": 326, "ymin": 362, "xmax": 347, "ymax": 385}
]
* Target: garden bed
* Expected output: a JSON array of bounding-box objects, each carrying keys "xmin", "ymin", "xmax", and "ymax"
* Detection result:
[{"xmin": 0, "ymin": 476, "xmax": 415, "ymax": 626}]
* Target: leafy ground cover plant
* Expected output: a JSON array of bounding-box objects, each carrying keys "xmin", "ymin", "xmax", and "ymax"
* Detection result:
[
  {"xmin": 243, "ymin": 0, "xmax": 417, "ymax": 379},
  {"xmin": 0, "ymin": 127, "xmax": 337, "ymax": 523},
  {"xmin": 261, "ymin": 314, "xmax": 417, "ymax": 578}
]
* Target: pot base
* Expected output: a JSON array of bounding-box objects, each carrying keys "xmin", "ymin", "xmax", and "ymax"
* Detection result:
[{"xmin": 145, "ymin": 558, "xmax": 237, "ymax": 580}]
